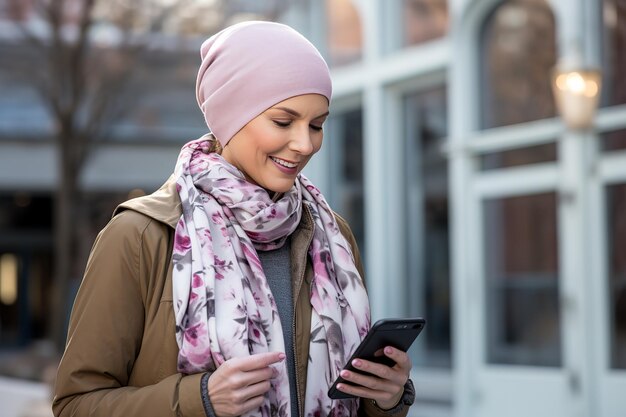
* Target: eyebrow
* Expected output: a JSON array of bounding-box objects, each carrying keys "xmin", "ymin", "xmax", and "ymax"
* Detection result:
[{"xmin": 271, "ymin": 106, "xmax": 330, "ymax": 120}]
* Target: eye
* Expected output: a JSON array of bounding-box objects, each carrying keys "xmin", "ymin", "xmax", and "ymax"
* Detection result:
[
  {"xmin": 309, "ymin": 124, "xmax": 323, "ymax": 132},
  {"xmin": 273, "ymin": 120, "xmax": 291, "ymax": 128}
]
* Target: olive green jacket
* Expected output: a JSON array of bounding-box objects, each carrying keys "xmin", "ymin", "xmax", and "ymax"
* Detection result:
[{"xmin": 52, "ymin": 178, "xmax": 410, "ymax": 417}]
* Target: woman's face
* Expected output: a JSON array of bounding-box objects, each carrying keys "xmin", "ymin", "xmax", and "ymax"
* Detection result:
[{"xmin": 221, "ymin": 94, "xmax": 329, "ymax": 193}]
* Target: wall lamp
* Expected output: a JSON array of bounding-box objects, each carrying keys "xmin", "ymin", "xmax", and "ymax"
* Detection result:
[{"xmin": 552, "ymin": 67, "xmax": 602, "ymax": 130}]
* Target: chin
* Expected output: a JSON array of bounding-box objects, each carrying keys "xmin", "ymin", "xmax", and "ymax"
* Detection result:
[
  {"xmin": 266, "ymin": 181, "xmax": 296, "ymax": 194},
  {"xmin": 269, "ymin": 186, "xmax": 293, "ymax": 194}
]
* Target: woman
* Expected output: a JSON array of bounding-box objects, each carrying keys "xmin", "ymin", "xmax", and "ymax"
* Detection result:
[{"xmin": 53, "ymin": 21, "xmax": 415, "ymax": 417}]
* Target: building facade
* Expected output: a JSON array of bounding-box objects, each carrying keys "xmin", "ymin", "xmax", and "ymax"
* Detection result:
[
  {"xmin": 309, "ymin": 1, "xmax": 626, "ymax": 417},
  {"xmin": 0, "ymin": 1, "xmax": 625, "ymax": 417}
]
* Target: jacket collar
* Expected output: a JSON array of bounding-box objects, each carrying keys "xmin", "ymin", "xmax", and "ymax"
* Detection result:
[{"xmin": 114, "ymin": 175, "xmax": 183, "ymax": 229}]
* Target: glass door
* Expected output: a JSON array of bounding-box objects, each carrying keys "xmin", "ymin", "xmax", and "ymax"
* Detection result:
[
  {"xmin": 482, "ymin": 193, "xmax": 561, "ymax": 369},
  {"xmin": 464, "ymin": 142, "xmax": 577, "ymax": 417},
  {"xmin": 473, "ymin": 188, "xmax": 573, "ymax": 417},
  {"xmin": 592, "ymin": 127, "xmax": 626, "ymax": 417}
]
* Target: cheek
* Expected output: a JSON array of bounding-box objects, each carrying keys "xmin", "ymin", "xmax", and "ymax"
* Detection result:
[{"xmin": 255, "ymin": 126, "xmax": 288, "ymax": 153}]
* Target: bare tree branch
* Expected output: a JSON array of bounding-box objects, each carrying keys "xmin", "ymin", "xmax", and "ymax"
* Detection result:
[
  {"xmin": 3, "ymin": 0, "xmax": 212, "ymax": 350},
  {"xmin": 68, "ymin": 0, "xmax": 96, "ymax": 117}
]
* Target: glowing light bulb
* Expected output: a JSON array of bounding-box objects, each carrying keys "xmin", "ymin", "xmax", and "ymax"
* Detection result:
[
  {"xmin": 552, "ymin": 68, "xmax": 602, "ymax": 129},
  {"xmin": 565, "ymin": 72, "xmax": 586, "ymax": 94}
]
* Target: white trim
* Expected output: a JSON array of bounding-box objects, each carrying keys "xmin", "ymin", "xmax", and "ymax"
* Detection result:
[
  {"xmin": 447, "ymin": 118, "xmax": 561, "ymax": 155},
  {"xmin": 473, "ymin": 163, "xmax": 559, "ymax": 198},
  {"xmin": 387, "ymin": 71, "xmax": 447, "ymax": 94},
  {"xmin": 363, "ymin": 84, "xmax": 408, "ymax": 320},
  {"xmin": 449, "ymin": 154, "xmax": 473, "ymax": 417},
  {"xmin": 360, "ymin": 0, "xmax": 382, "ymax": 65},
  {"xmin": 331, "ymin": 38, "xmax": 450, "ymax": 98},
  {"xmin": 588, "ymin": 142, "xmax": 612, "ymax": 417},
  {"xmin": 447, "ymin": 1, "xmax": 493, "ymax": 414},
  {"xmin": 380, "ymin": 0, "xmax": 401, "ymax": 54},
  {"xmin": 598, "ymin": 151, "xmax": 626, "ymax": 184},
  {"xmin": 446, "ymin": 103, "xmax": 626, "ymax": 156},
  {"xmin": 596, "ymin": 104, "xmax": 626, "ymax": 132},
  {"xmin": 442, "ymin": 103, "xmax": 626, "ymax": 158},
  {"xmin": 557, "ymin": 130, "xmax": 598, "ymax": 417}
]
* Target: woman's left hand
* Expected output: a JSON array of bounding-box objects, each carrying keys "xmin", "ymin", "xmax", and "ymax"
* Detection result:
[{"xmin": 335, "ymin": 346, "xmax": 412, "ymax": 410}]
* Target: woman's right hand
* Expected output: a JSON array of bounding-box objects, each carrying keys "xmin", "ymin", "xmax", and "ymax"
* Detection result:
[{"xmin": 207, "ymin": 351, "xmax": 285, "ymax": 417}]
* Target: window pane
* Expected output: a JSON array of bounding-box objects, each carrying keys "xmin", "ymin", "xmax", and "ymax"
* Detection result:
[
  {"xmin": 480, "ymin": 0, "xmax": 557, "ymax": 129},
  {"xmin": 0, "ymin": 193, "xmax": 53, "ymax": 353},
  {"xmin": 480, "ymin": 142, "xmax": 557, "ymax": 170},
  {"xmin": 328, "ymin": 109, "xmax": 365, "ymax": 251},
  {"xmin": 325, "ymin": 0, "xmax": 363, "ymax": 67},
  {"xmin": 484, "ymin": 193, "xmax": 561, "ymax": 367},
  {"xmin": 119, "ymin": 52, "xmax": 205, "ymax": 140},
  {"xmin": 404, "ymin": 87, "xmax": 451, "ymax": 368},
  {"xmin": 601, "ymin": 127, "xmax": 626, "ymax": 152},
  {"xmin": 606, "ymin": 183, "xmax": 626, "ymax": 369},
  {"xmin": 402, "ymin": 0, "xmax": 449, "ymax": 46},
  {"xmin": 602, "ymin": 0, "xmax": 626, "ymax": 107}
]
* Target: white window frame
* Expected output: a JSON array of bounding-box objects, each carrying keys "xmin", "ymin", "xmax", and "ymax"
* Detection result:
[{"xmin": 307, "ymin": 1, "xmax": 454, "ymax": 415}]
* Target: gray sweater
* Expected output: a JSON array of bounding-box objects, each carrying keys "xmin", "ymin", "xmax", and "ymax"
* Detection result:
[{"xmin": 201, "ymin": 239, "xmax": 298, "ymax": 416}]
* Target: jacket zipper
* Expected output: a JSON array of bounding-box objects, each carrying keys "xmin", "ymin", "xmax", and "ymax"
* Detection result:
[{"xmin": 293, "ymin": 206, "xmax": 314, "ymax": 417}]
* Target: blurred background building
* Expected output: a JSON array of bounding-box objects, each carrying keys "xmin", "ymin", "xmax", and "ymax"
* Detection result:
[{"xmin": 0, "ymin": 0, "xmax": 624, "ymax": 416}]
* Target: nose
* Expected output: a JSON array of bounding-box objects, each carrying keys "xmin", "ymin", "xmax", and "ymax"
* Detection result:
[{"xmin": 289, "ymin": 128, "xmax": 315, "ymax": 155}]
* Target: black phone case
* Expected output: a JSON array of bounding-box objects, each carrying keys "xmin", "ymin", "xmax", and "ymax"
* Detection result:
[{"xmin": 327, "ymin": 317, "xmax": 426, "ymax": 400}]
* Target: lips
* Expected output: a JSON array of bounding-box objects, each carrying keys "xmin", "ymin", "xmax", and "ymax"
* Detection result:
[
  {"xmin": 269, "ymin": 156, "xmax": 299, "ymax": 175},
  {"xmin": 270, "ymin": 156, "xmax": 298, "ymax": 168}
]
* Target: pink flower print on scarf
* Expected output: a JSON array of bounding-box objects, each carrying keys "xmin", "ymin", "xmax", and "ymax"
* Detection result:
[{"xmin": 172, "ymin": 137, "xmax": 370, "ymax": 417}]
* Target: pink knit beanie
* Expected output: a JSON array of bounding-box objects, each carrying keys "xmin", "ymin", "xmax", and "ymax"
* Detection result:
[{"xmin": 196, "ymin": 21, "xmax": 332, "ymax": 146}]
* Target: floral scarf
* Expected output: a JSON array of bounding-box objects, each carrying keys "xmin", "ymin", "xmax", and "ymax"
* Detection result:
[{"xmin": 172, "ymin": 139, "xmax": 371, "ymax": 417}]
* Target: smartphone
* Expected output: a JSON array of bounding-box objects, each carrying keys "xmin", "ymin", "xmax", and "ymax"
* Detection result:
[{"xmin": 327, "ymin": 317, "xmax": 425, "ymax": 400}]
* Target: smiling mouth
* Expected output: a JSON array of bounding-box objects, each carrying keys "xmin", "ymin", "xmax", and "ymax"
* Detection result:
[{"xmin": 270, "ymin": 156, "xmax": 298, "ymax": 169}]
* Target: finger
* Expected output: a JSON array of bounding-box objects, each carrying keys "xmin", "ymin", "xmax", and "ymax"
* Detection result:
[
  {"xmin": 237, "ymin": 379, "xmax": 272, "ymax": 402},
  {"xmin": 349, "ymin": 358, "xmax": 405, "ymax": 385},
  {"xmin": 236, "ymin": 365, "xmax": 276, "ymax": 387},
  {"xmin": 239, "ymin": 393, "xmax": 267, "ymax": 415},
  {"xmin": 382, "ymin": 346, "xmax": 412, "ymax": 370},
  {"xmin": 233, "ymin": 352, "xmax": 286, "ymax": 372},
  {"xmin": 339, "ymin": 369, "xmax": 395, "ymax": 393},
  {"xmin": 335, "ymin": 381, "xmax": 395, "ymax": 403}
]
